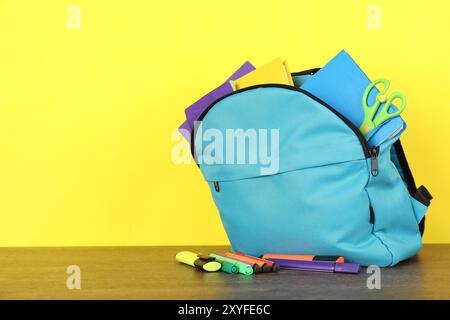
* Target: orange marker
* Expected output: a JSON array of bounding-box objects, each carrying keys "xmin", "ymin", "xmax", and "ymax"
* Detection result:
[
  {"xmin": 233, "ymin": 252, "xmax": 280, "ymax": 272},
  {"xmin": 225, "ymin": 252, "xmax": 271, "ymax": 273},
  {"xmin": 261, "ymin": 254, "xmax": 345, "ymax": 263}
]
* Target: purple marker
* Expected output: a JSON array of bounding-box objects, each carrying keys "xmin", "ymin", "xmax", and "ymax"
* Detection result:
[{"xmin": 267, "ymin": 258, "xmax": 360, "ymax": 274}]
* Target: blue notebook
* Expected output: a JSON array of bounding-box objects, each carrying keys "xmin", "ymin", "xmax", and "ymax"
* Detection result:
[{"xmin": 301, "ymin": 50, "xmax": 405, "ymax": 147}]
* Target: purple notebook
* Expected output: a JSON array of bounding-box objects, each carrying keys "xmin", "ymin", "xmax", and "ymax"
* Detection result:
[
  {"xmin": 178, "ymin": 61, "xmax": 255, "ymax": 143},
  {"xmin": 178, "ymin": 120, "xmax": 192, "ymax": 143}
]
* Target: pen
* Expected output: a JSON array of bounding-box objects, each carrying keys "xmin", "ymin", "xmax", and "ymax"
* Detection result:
[
  {"xmin": 262, "ymin": 254, "xmax": 345, "ymax": 263},
  {"xmin": 267, "ymin": 258, "xmax": 360, "ymax": 274}
]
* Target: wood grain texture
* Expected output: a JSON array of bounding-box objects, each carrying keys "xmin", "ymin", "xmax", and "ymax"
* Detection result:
[{"xmin": 0, "ymin": 244, "xmax": 449, "ymax": 300}]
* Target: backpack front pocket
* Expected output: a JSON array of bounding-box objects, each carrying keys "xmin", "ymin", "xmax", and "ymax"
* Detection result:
[{"xmin": 208, "ymin": 159, "xmax": 393, "ymax": 266}]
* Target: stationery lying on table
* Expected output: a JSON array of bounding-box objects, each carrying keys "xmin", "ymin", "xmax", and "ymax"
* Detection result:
[
  {"xmin": 209, "ymin": 253, "xmax": 254, "ymax": 275},
  {"xmin": 233, "ymin": 252, "xmax": 280, "ymax": 272},
  {"xmin": 262, "ymin": 254, "xmax": 345, "ymax": 263},
  {"xmin": 266, "ymin": 258, "xmax": 361, "ymax": 274},
  {"xmin": 224, "ymin": 252, "xmax": 270, "ymax": 273},
  {"xmin": 176, "ymin": 251, "xmax": 221, "ymax": 272},
  {"xmin": 176, "ymin": 250, "xmax": 360, "ymax": 276}
]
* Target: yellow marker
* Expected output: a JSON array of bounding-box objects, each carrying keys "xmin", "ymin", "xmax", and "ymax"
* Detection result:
[{"xmin": 176, "ymin": 251, "xmax": 221, "ymax": 272}]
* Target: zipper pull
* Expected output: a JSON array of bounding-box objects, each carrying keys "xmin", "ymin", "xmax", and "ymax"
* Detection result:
[
  {"xmin": 369, "ymin": 147, "xmax": 380, "ymax": 176},
  {"xmin": 214, "ymin": 181, "xmax": 220, "ymax": 192}
]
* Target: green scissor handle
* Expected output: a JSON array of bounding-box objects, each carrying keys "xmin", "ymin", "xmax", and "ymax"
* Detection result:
[{"xmin": 360, "ymin": 78, "xmax": 407, "ymax": 135}]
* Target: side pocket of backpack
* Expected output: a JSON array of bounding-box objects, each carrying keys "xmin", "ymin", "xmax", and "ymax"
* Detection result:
[
  {"xmin": 410, "ymin": 197, "xmax": 428, "ymax": 225},
  {"xmin": 410, "ymin": 185, "xmax": 433, "ymax": 225},
  {"xmin": 390, "ymin": 140, "xmax": 432, "ymax": 236},
  {"xmin": 366, "ymin": 141, "xmax": 424, "ymax": 266}
]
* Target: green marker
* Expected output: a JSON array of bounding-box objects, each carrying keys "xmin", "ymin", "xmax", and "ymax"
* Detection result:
[
  {"xmin": 215, "ymin": 259, "xmax": 239, "ymax": 274},
  {"xmin": 210, "ymin": 254, "xmax": 253, "ymax": 275},
  {"xmin": 176, "ymin": 251, "xmax": 221, "ymax": 272}
]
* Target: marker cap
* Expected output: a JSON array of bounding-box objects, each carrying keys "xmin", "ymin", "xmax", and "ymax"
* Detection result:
[
  {"xmin": 261, "ymin": 264, "xmax": 271, "ymax": 273},
  {"xmin": 233, "ymin": 252, "xmax": 280, "ymax": 272},
  {"xmin": 220, "ymin": 261, "xmax": 239, "ymax": 274},
  {"xmin": 271, "ymin": 263, "xmax": 280, "ymax": 272},
  {"xmin": 176, "ymin": 251, "xmax": 200, "ymax": 267},
  {"xmin": 251, "ymin": 263, "xmax": 262, "ymax": 273},
  {"xmin": 334, "ymin": 262, "xmax": 361, "ymax": 274}
]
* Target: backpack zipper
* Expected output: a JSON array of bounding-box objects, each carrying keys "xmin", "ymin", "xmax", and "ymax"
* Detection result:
[
  {"xmin": 369, "ymin": 147, "xmax": 380, "ymax": 177},
  {"xmin": 191, "ymin": 84, "xmax": 378, "ymax": 176}
]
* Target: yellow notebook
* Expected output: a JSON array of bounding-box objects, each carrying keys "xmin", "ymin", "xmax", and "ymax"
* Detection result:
[{"xmin": 231, "ymin": 57, "xmax": 294, "ymax": 90}]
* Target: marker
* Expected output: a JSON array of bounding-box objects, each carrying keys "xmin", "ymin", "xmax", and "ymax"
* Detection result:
[
  {"xmin": 216, "ymin": 253, "xmax": 262, "ymax": 273},
  {"xmin": 266, "ymin": 258, "xmax": 360, "ymax": 274},
  {"xmin": 225, "ymin": 252, "xmax": 271, "ymax": 273},
  {"xmin": 176, "ymin": 251, "xmax": 221, "ymax": 272},
  {"xmin": 219, "ymin": 253, "xmax": 262, "ymax": 273},
  {"xmin": 262, "ymin": 254, "xmax": 345, "ymax": 263},
  {"xmin": 233, "ymin": 252, "xmax": 280, "ymax": 272},
  {"xmin": 209, "ymin": 254, "xmax": 253, "ymax": 275},
  {"xmin": 214, "ymin": 258, "xmax": 239, "ymax": 274}
]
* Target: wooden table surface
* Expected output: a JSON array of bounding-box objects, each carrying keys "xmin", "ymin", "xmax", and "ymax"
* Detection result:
[{"xmin": 0, "ymin": 244, "xmax": 449, "ymax": 299}]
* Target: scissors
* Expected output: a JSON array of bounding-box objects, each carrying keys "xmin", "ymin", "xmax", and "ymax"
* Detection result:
[{"xmin": 359, "ymin": 78, "xmax": 407, "ymax": 136}]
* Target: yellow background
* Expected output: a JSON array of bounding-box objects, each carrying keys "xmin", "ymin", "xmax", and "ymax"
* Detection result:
[{"xmin": 0, "ymin": 0, "xmax": 448, "ymax": 246}]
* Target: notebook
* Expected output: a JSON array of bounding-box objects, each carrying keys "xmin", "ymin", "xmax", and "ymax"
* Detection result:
[
  {"xmin": 178, "ymin": 61, "xmax": 255, "ymax": 143},
  {"xmin": 183, "ymin": 61, "xmax": 255, "ymax": 130},
  {"xmin": 301, "ymin": 50, "xmax": 405, "ymax": 147},
  {"xmin": 178, "ymin": 120, "xmax": 192, "ymax": 143},
  {"xmin": 231, "ymin": 57, "xmax": 294, "ymax": 90}
]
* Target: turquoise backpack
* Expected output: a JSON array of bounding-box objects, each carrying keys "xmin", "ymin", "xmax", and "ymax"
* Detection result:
[{"xmin": 191, "ymin": 69, "xmax": 432, "ymax": 267}]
